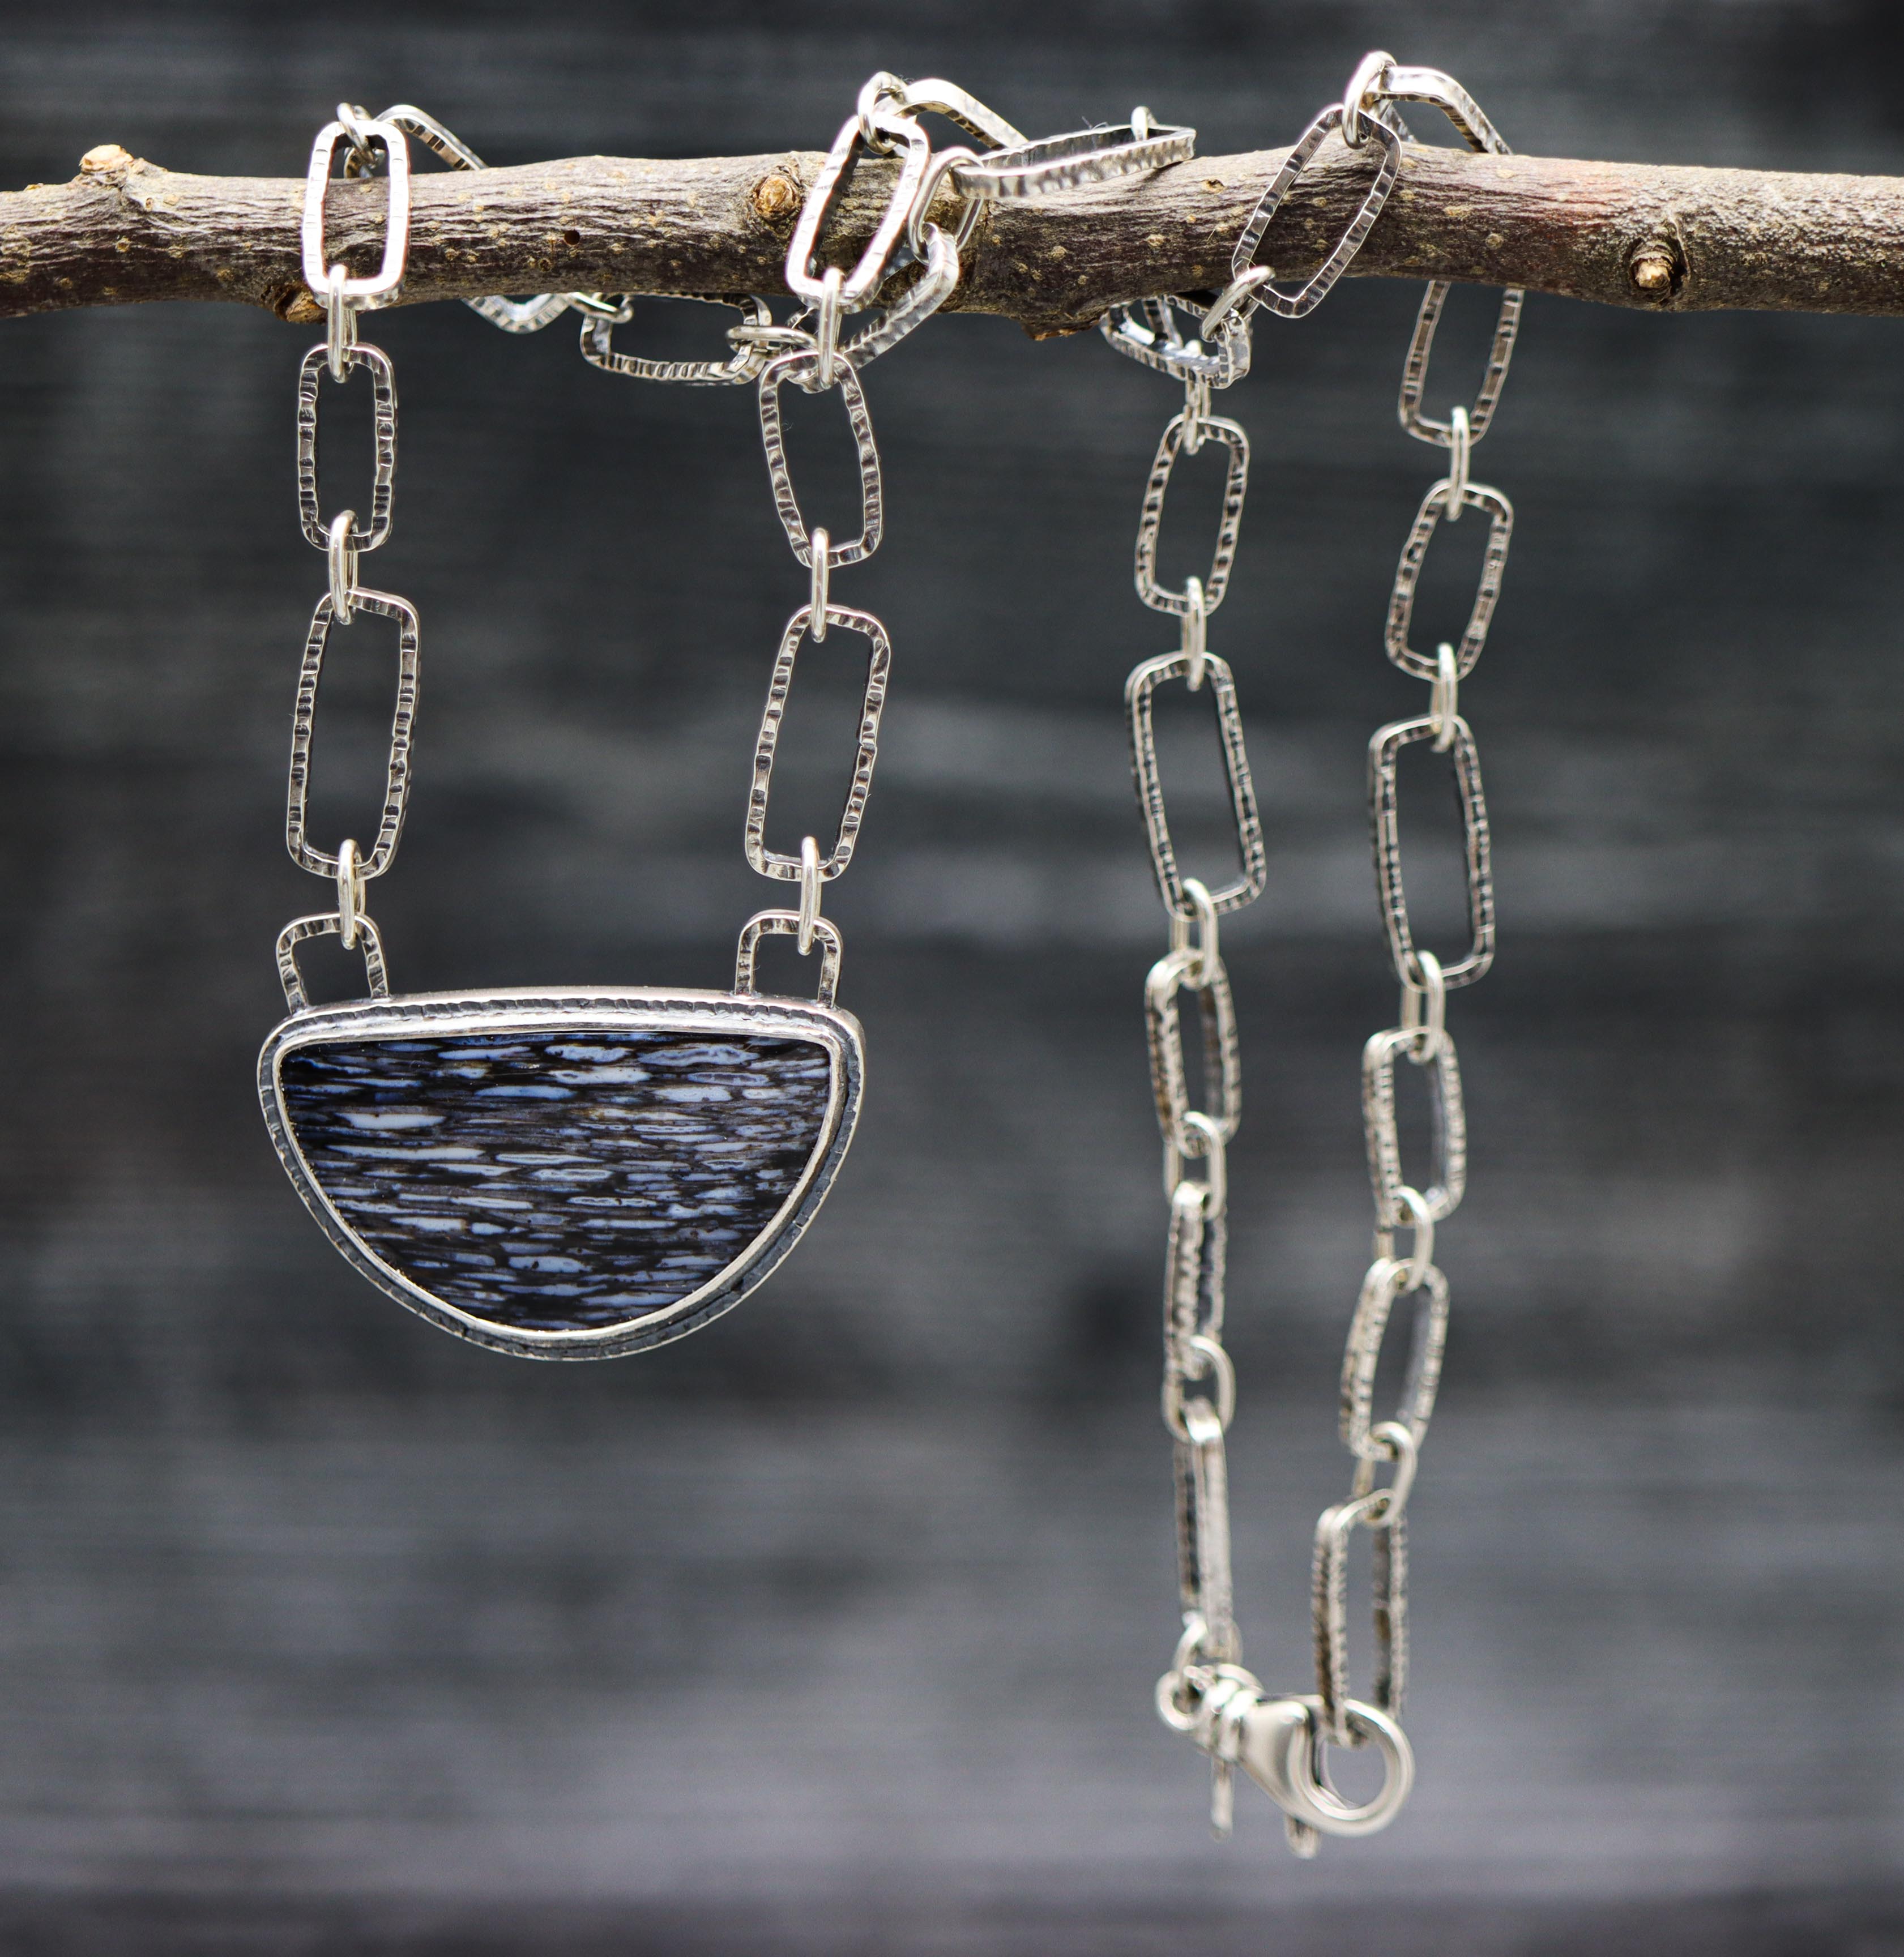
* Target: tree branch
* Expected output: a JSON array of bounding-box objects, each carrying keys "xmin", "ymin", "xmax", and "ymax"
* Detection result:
[{"xmin": 7, "ymin": 137, "xmax": 1903, "ymax": 334}]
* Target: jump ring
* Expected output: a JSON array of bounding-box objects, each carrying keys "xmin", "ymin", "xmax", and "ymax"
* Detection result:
[
  {"xmin": 1391, "ymin": 1186, "xmax": 1435, "ymax": 1290},
  {"xmin": 1401, "ymin": 948, "xmax": 1448, "ymax": 1058},
  {"xmin": 1429, "ymin": 642, "xmax": 1458, "ymax": 751},
  {"xmin": 325, "ymin": 265, "xmax": 357, "ymax": 380},
  {"xmin": 1169, "ymin": 875, "xmax": 1220, "ymax": 987},
  {"xmin": 1351, "ymin": 1419, "xmax": 1419, "ymax": 1523},
  {"xmin": 335, "ymin": 836, "xmax": 365, "ymax": 950},
  {"xmin": 1341, "ymin": 50, "xmax": 1397, "ymax": 149},
  {"xmin": 1180, "ymin": 575, "xmax": 1209, "ymax": 691},
  {"xmin": 326, "ymin": 509, "xmax": 358, "ymax": 623},
  {"xmin": 812, "ymin": 268, "xmax": 845, "ymax": 389},
  {"xmin": 1444, "ymin": 404, "xmax": 1471, "ymax": 521},
  {"xmin": 809, "ymin": 527, "xmax": 831, "ymax": 640},
  {"xmin": 855, "ymin": 71, "xmax": 910, "ymax": 153},
  {"xmin": 797, "ymin": 835, "xmax": 822, "ymax": 955},
  {"xmin": 1200, "ymin": 264, "xmax": 1270, "ymax": 340}
]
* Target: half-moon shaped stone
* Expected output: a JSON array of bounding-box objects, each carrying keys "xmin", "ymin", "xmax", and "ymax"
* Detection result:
[{"xmin": 276, "ymin": 1028, "xmax": 836, "ymax": 1333}]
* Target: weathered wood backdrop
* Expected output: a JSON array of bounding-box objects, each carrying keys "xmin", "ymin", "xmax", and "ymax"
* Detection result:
[{"xmin": 0, "ymin": 2, "xmax": 1899, "ymax": 1951}]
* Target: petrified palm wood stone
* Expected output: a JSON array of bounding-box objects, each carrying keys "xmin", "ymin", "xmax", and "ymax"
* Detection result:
[{"xmin": 259, "ymin": 989, "xmax": 863, "ymax": 1357}]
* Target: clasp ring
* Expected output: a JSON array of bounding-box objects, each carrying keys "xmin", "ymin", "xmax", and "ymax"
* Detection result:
[{"xmin": 1238, "ymin": 1693, "xmax": 1415, "ymax": 1837}]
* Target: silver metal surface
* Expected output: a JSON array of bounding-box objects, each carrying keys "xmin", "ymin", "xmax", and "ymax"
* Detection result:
[
  {"xmin": 1165, "ymin": 1111, "xmax": 1227, "ymax": 1221},
  {"xmin": 733, "ymin": 912, "xmax": 846, "ymax": 1010},
  {"xmin": 1363, "ymin": 1024, "xmax": 1466, "ymax": 1224},
  {"xmin": 1377, "ymin": 62, "xmax": 1509, "ymax": 153},
  {"xmin": 579, "ymin": 294, "xmax": 775, "ymax": 386},
  {"xmin": 1165, "ymin": 1334, "xmax": 1235, "ymax": 1439},
  {"xmin": 469, "ymin": 294, "xmax": 578, "ymax": 334},
  {"xmin": 1354, "ymin": 1418, "xmax": 1420, "ymax": 1515},
  {"xmin": 1239, "ymin": 1695, "xmax": 1415, "ymax": 1838},
  {"xmin": 758, "ymin": 354, "xmax": 883, "ymax": 567},
  {"xmin": 808, "ymin": 529, "xmax": 831, "ymax": 633},
  {"xmin": 1311, "ymin": 1484, "xmax": 1408, "ymax": 1745},
  {"xmin": 1399, "ymin": 945, "xmax": 1448, "ymax": 1053},
  {"xmin": 1125, "ymin": 651, "xmax": 1267, "ymax": 917},
  {"xmin": 259, "ymin": 989, "xmax": 864, "ymax": 1357},
  {"xmin": 323, "ymin": 268, "xmax": 357, "ymax": 381},
  {"xmin": 284, "ymin": 589, "xmax": 420, "ymax": 885},
  {"xmin": 796, "ymin": 836, "xmax": 822, "ymax": 953},
  {"xmin": 301, "ymin": 115, "xmax": 409, "ymax": 305},
  {"xmin": 1429, "ymin": 640, "xmax": 1459, "ymax": 749},
  {"xmin": 1187, "ymin": 1108, "xmax": 1229, "ymax": 1207},
  {"xmin": 1369, "ymin": 713, "xmax": 1495, "ymax": 989},
  {"xmin": 1444, "ymin": 405, "xmax": 1471, "ymax": 517},
  {"xmin": 949, "ymin": 116, "xmax": 1195, "ymax": 198},
  {"xmin": 1223, "ymin": 103, "xmax": 1402, "ymax": 322},
  {"xmin": 1399, "ymin": 280, "xmax": 1525, "ymax": 447},
  {"xmin": 786, "ymin": 109, "xmax": 932, "ymax": 310},
  {"xmin": 1340, "ymin": 49, "xmax": 1399, "ymax": 148},
  {"xmin": 1168, "ymin": 875, "xmax": 1220, "ymax": 986},
  {"xmin": 855, "ymin": 71, "xmax": 910, "ymax": 149},
  {"xmin": 1369, "ymin": 65, "xmax": 1526, "ymax": 449},
  {"xmin": 1385, "ymin": 476, "xmax": 1514, "ymax": 680},
  {"xmin": 296, "ymin": 343, "xmax": 395, "ymax": 553},
  {"xmin": 1180, "ymin": 1400, "xmax": 1235, "ymax": 1658},
  {"xmin": 1381, "ymin": 1185, "xmax": 1437, "ymax": 1294},
  {"xmin": 1339, "ymin": 1258, "xmax": 1449, "ymax": 1463},
  {"xmin": 881, "ymin": 75, "xmax": 1026, "ymax": 149},
  {"xmin": 1162, "ymin": 1183, "xmax": 1221, "ymax": 1353},
  {"xmin": 335, "ymin": 836, "xmax": 364, "ymax": 951},
  {"xmin": 1128, "ymin": 55, "xmax": 1517, "ymax": 1851},
  {"xmin": 812, "ymin": 270, "xmax": 844, "ymax": 387},
  {"xmin": 1133, "ymin": 411, "xmax": 1249, "ymax": 617},
  {"xmin": 1100, "ymin": 296, "xmax": 1252, "ymax": 389},
  {"xmin": 839, "ymin": 222, "xmax": 960, "ymax": 370},
  {"xmin": 275, "ymin": 909, "xmax": 389, "ymax": 1014},
  {"xmin": 743, "ymin": 604, "xmax": 891, "ymax": 883},
  {"xmin": 1145, "ymin": 946, "xmax": 1241, "ymax": 1156},
  {"xmin": 325, "ymin": 510, "xmax": 358, "ymax": 625},
  {"xmin": 906, "ymin": 149, "xmax": 984, "ymax": 257}
]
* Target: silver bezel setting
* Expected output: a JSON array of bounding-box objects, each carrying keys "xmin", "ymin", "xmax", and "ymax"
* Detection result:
[{"xmin": 258, "ymin": 985, "xmax": 864, "ymax": 1360}]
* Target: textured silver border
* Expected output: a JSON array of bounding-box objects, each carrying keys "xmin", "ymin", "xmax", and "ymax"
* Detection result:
[
  {"xmin": 1126, "ymin": 650, "xmax": 1267, "ymax": 918},
  {"xmin": 949, "ymin": 118, "xmax": 1196, "ymax": 198},
  {"xmin": 258, "ymin": 985, "xmax": 864, "ymax": 1360}
]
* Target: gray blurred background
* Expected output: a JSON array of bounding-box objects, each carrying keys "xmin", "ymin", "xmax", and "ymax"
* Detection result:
[{"xmin": 1, "ymin": 2, "xmax": 1901, "ymax": 1950}]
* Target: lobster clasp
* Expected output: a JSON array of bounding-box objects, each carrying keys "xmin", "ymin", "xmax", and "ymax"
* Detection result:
[{"xmin": 1237, "ymin": 1693, "xmax": 1415, "ymax": 1843}]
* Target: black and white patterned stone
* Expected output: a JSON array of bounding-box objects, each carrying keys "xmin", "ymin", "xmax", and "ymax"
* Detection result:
[{"xmin": 276, "ymin": 1031, "xmax": 835, "ymax": 1332}]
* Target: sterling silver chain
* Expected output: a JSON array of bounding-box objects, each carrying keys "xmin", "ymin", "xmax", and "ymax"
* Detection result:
[
  {"xmin": 570, "ymin": 74, "xmax": 1187, "ymax": 1004},
  {"xmin": 277, "ymin": 68, "xmax": 1524, "ymax": 1853},
  {"xmin": 275, "ymin": 106, "xmax": 417, "ymax": 1011},
  {"xmin": 1117, "ymin": 54, "xmax": 1525, "ymax": 1855},
  {"xmin": 273, "ymin": 84, "xmax": 1181, "ymax": 1013}
]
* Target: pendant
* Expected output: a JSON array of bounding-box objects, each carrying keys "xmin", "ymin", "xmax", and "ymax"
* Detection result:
[{"xmin": 258, "ymin": 985, "xmax": 863, "ymax": 1358}]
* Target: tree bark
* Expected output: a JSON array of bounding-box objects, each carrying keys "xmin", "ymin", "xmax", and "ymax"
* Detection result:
[{"xmin": 7, "ymin": 137, "xmax": 1904, "ymax": 332}]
